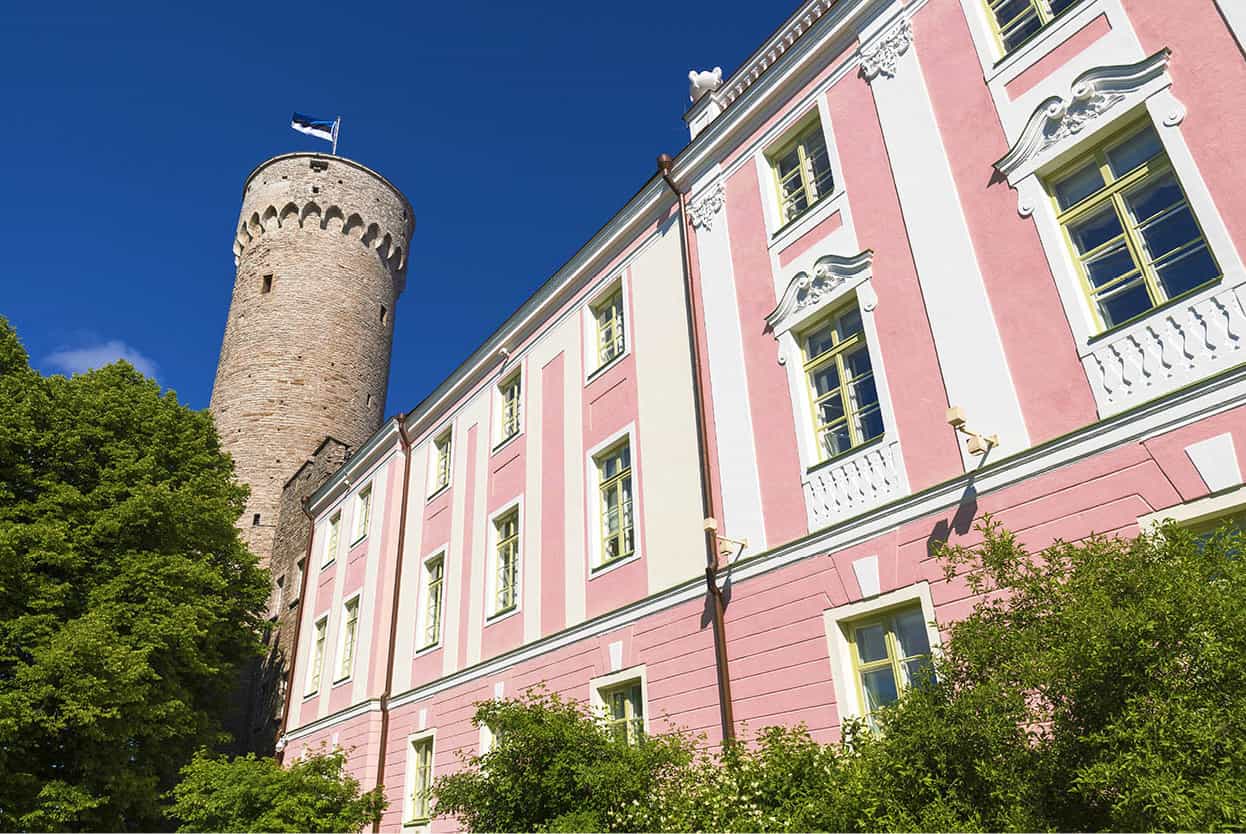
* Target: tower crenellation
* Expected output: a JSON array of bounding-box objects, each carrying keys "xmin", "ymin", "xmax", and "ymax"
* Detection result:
[{"xmin": 211, "ymin": 152, "xmax": 414, "ymax": 568}]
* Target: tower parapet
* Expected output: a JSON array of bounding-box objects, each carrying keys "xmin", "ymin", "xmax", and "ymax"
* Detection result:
[{"xmin": 211, "ymin": 153, "xmax": 414, "ymax": 566}]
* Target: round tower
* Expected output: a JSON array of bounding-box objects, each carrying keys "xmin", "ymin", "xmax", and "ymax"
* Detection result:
[{"xmin": 210, "ymin": 153, "xmax": 413, "ymax": 566}]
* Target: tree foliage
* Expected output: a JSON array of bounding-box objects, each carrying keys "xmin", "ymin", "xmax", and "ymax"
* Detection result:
[
  {"xmin": 169, "ymin": 748, "xmax": 385, "ymax": 832},
  {"xmin": 0, "ymin": 317, "xmax": 270, "ymax": 831},
  {"xmin": 435, "ymin": 519, "xmax": 1246, "ymax": 832}
]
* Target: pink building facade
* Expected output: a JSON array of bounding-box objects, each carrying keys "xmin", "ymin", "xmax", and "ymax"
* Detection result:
[{"xmin": 277, "ymin": 0, "xmax": 1246, "ymax": 829}]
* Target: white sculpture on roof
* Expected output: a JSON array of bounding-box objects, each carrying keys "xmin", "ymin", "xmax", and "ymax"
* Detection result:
[{"xmin": 689, "ymin": 67, "xmax": 723, "ymax": 102}]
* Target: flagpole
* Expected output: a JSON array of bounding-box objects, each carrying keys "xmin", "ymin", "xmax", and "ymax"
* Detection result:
[{"xmin": 331, "ymin": 117, "xmax": 340, "ymax": 156}]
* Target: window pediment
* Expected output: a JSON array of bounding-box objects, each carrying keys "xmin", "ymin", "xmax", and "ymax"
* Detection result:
[{"xmin": 766, "ymin": 250, "xmax": 874, "ymax": 336}]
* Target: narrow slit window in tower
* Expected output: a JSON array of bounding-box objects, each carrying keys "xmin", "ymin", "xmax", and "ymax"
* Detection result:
[
  {"xmin": 380, "ymin": 305, "xmax": 388, "ymax": 324},
  {"xmin": 252, "ymin": 513, "xmax": 261, "ymax": 526},
  {"xmin": 262, "ymin": 274, "xmax": 273, "ymax": 294}
]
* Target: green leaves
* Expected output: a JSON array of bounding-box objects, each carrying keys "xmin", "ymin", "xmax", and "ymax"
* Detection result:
[
  {"xmin": 0, "ymin": 317, "xmax": 269, "ymax": 831},
  {"xmin": 169, "ymin": 748, "xmax": 386, "ymax": 833}
]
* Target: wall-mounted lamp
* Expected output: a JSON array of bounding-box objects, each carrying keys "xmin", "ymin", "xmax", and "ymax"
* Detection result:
[
  {"xmin": 946, "ymin": 406, "xmax": 999, "ymax": 456},
  {"xmin": 704, "ymin": 517, "xmax": 747, "ymax": 567}
]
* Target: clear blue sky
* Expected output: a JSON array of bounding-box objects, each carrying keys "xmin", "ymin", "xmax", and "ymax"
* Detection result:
[{"xmin": 2, "ymin": 0, "xmax": 785, "ymax": 414}]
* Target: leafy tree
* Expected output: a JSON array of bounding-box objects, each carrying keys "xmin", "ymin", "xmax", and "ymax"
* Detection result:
[
  {"xmin": 432, "ymin": 688, "xmax": 698, "ymax": 832},
  {"xmin": 436, "ymin": 519, "xmax": 1246, "ymax": 832},
  {"xmin": 0, "ymin": 317, "xmax": 270, "ymax": 831},
  {"xmin": 169, "ymin": 748, "xmax": 385, "ymax": 832}
]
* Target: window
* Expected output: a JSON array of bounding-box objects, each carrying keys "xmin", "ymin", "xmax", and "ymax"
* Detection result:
[
  {"xmin": 274, "ymin": 575, "xmax": 285, "ymax": 614},
  {"xmin": 336, "ymin": 597, "xmax": 360, "ymax": 681},
  {"xmin": 801, "ymin": 301, "xmax": 883, "ymax": 461},
  {"xmin": 291, "ymin": 558, "xmax": 305, "ymax": 607},
  {"xmin": 849, "ymin": 604, "xmax": 933, "ymax": 724},
  {"xmin": 421, "ymin": 555, "xmax": 445, "ymax": 649},
  {"xmin": 985, "ymin": 0, "xmax": 1080, "ymax": 54},
  {"xmin": 602, "ymin": 680, "xmax": 645, "ymax": 745},
  {"xmin": 352, "ymin": 485, "xmax": 372, "ymax": 543},
  {"xmin": 262, "ymin": 274, "xmax": 273, "ymax": 293},
  {"xmin": 432, "ymin": 430, "xmax": 452, "ymax": 494},
  {"xmin": 769, "ymin": 119, "xmax": 834, "ymax": 225},
  {"xmin": 408, "ymin": 736, "xmax": 434, "ymax": 823},
  {"xmin": 324, "ymin": 512, "xmax": 341, "ymax": 566},
  {"xmin": 498, "ymin": 373, "xmax": 522, "ymax": 444},
  {"xmin": 493, "ymin": 510, "xmax": 519, "ymax": 616},
  {"xmin": 596, "ymin": 441, "xmax": 634, "ymax": 567},
  {"xmin": 307, "ymin": 616, "xmax": 328, "ymax": 694},
  {"xmin": 592, "ymin": 289, "xmax": 626, "ymax": 369},
  {"xmin": 1048, "ymin": 123, "xmax": 1219, "ymax": 332}
]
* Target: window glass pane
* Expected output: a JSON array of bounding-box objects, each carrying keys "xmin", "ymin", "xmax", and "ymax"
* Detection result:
[
  {"xmin": 805, "ymin": 133, "xmax": 834, "ymax": 198},
  {"xmin": 818, "ymin": 395, "xmax": 846, "ymax": 426},
  {"xmin": 1107, "ymin": 126, "xmax": 1164, "ymax": 178},
  {"xmin": 1068, "ymin": 205, "xmax": 1124, "ymax": 253},
  {"xmin": 1098, "ymin": 280, "xmax": 1154, "ymax": 328},
  {"xmin": 991, "ymin": 0, "xmax": 1033, "ymax": 26},
  {"xmin": 861, "ymin": 667, "xmax": 900, "ymax": 711},
  {"xmin": 858, "ymin": 407, "xmax": 885, "ymax": 443},
  {"xmin": 893, "ymin": 608, "xmax": 931, "ymax": 658},
  {"xmin": 1124, "ymin": 171, "xmax": 1182, "ymax": 224},
  {"xmin": 806, "ymin": 324, "xmax": 836, "ymax": 359},
  {"xmin": 842, "ymin": 343, "xmax": 873, "ymax": 380},
  {"xmin": 1000, "ymin": 11, "xmax": 1042, "ymax": 51},
  {"xmin": 1083, "ymin": 244, "xmax": 1139, "ymax": 289},
  {"xmin": 851, "ymin": 376, "xmax": 879, "ymax": 413},
  {"xmin": 812, "ymin": 364, "xmax": 841, "ymax": 397},
  {"xmin": 855, "ymin": 622, "xmax": 889, "ymax": 663},
  {"xmin": 836, "ymin": 306, "xmax": 863, "ymax": 340},
  {"xmin": 1053, "ymin": 162, "xmax": 1105, "ymax": 210},
  {"xmin": 1048, "ymin": 0, "xmax": 1078, "ymax": 13},
  {"xmin": 821, "ymin": 424, "xmax": 853, "ymax": 457},
  {"xmin": 902, "ymin": 657, "xmax": 935, "ymax": 689},
  {"xmin": 1154, "ymin": 244, "xmax": 1219, "ymax": 299},
  {"xmin": 1135, "ymin": 205, "xmax": 1201, "ymax": 261}
]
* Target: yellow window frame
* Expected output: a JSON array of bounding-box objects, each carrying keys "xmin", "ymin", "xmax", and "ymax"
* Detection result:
[
  {"xmin": 325, "ymin": 512, "xmax": 341, "ymax": 566},
  {"xmin": 308, "ymin": 616, "xmax": 327, "ymax": 693},
  {"xmin": 602, "ymin": 680, "xmax": 645, "ymax": 745},
  {"xmin": 433, "ymin": 431, "xmax": 452, "ymax": 492},
  {"xmin": 800, "ymin": 302, "xmax": 879, "ymax": 462},
  {"xmin": 337, "ymin": 597, "xmax": 359, "ymax": 680},
  {"xmin": 984, "ymin": 0, "xmax": 1075, "ymax": 55},
  {"xmin": 409, "ymin": 737, "xmax": 434, "ymax": 822},
  {"xmin": 1047, "ymin": 122, "xmax": 1220, "ymax": 334},
  {"xmin": 494, "ymin": 510, "xmax": 519, "ymax": 615},
  {"xmin": 597, "ymin": 441, "xmax": 634, "ymax": 568},
  {"xmin": 499, "ymin": 372, "xmax": 522, "ymax": 442},
  {"xmin": 846, "ymin": 604, "xmax": 932, "ymax": 723},
  {"xmin": 422, "ymin": 555, "xmax": 444, "ymax": 649},
  {"xmin": 768, "ymin": 117, "xmax": 834, "ymax": 225},
  {"xmin": 593, "ymin": 288, "xmax": 626, "ymax": 368},
  {"xmin": 353, "ymin": 485, "xmax": 372, "ymax": 543}
]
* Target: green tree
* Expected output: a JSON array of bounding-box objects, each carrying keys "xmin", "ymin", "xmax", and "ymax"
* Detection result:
[
  {"xmin": 432, "ymin": 688, "xmax": 698, "ymax": 832},
  {"xmin": 0, "ymin": 317, "xmax": 270, "ymax": 831},
  {"xmin": 169, "ymin": 748, "xmax": 385, "ymax": 832}
]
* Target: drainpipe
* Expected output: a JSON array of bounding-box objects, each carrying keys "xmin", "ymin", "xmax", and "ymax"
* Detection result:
[
  {"xmin": 276, "ymin": 496, "xmax": 318, "ymax": 760},
  {"xmin": 372, "ymin": 415, "xmax": 415, "ymax": 832},
  {"xmin": 657, "ymin": 154, "xmax": 736, "ymax": 743}
]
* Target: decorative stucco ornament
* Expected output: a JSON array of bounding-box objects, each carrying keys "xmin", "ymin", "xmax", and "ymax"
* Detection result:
[
  {"xmin": 689, "ymin": 67, "xmax": 724, "ymax": 102},
  {"xmin": 688, "ymin": 183, "xmax": 726, "ymax": 231},
  {"xmin": 860, "ymin": 20, "xmax": 913, "ymax": 81}
]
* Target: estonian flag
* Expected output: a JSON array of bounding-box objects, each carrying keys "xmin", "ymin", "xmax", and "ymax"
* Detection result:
[{"xmin": 291, "ymin": 112, "xmax": 338, "ymax": 143}]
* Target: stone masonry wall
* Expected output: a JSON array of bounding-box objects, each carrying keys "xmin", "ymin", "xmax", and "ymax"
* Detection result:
[{"xmin": 210, "ymin": 153, "xmax": 414, "ymax": 569}]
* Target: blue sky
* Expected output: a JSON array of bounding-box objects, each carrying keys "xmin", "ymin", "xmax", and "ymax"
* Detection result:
[{"xmin": 1, "ymin": 0, "xmax": 785, "ymax": 413}]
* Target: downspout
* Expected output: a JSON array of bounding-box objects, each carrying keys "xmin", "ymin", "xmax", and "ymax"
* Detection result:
[
  {"xmin": 372, "ymin": 415, "xmax": 415, "ymax": 832},
  {"xmin": 275, "ymin": 496, "xmax": 318, "ymax": 760},
  {"xmin": 657, "ymin": 154, "xmax": 736, "ymax": 742}
]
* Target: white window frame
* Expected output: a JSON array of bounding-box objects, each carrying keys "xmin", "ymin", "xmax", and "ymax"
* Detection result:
[
  {"xmin": 334, "ymin": 591, "xmax": 362, "ymax": 685},
  {"xmin": 351, "ymin": 483, "xmax": 373, "ymax": 545},
  {"xmin": 305, "ymin": 613, "xmax": 329, "ymax": 697},
  {"xmin": 428, "ymin": 427, "xmax": 453, "ymax": 498},
  {"xmin": 416, "ymin": 550, "xmax": 447, "ymax": 653},
  {"xmin": 402, "ymin": 729, "xmax": 437, "ymax": 828},
  {"xmin": 485, "ymin": 497, "xmax": 524, "ymax": 622},
  {"xmin": 582, "ymin": 275, "xmax": 632, "ymax": 382},
  {"xmin": 589, "ymin": 665, "xmax": 649, "ymax": 739},
  {"xmin": 584, "ymin": 424, "xmax": 642, "ymax": 576},
  {"xmin": 291, "ymin": 558, "xmax": 305, "ymax": 608},
  {"xmin": 1137, "ymin": 484, "xmax": 1246, "ymax": 530},
  {"xmin": 822, "ymin": 582, "xmax": 941, "ymax": 724},
  {"xmin": 493, "ymin": 365, "xmax": 524, "ymax": 450},
  {"xmin": 323, "ymin": 511, "xmax": 342, "ymax": 567}
]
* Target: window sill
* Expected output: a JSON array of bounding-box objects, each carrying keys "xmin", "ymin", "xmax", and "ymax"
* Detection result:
[
  {"xmin": 426, "ymin": 484, "xmax": 450, "ymax": 503},
  {"xmin": 585, "ymin": 349, "xmax": 629, "ymax": 386},
  {"xmin": 403, "ymin": 819, "xmax": 431, "ymax": 829},
  {"xmin": 414, "ymin": 640, "xmax": 442, "ymax": 657},
  {"xmin": 492, "ymin": 430, "xmax": 523, "ymax": 455},
  {"xmin": 302, "ymin": 690, "xmax": 319, "ymax": 701},
  {"xmin": 331, "ymin": 674, "xmax": 353, "ymax": 688},
  {"xmin": 768, "ymin": 189, "xmax": 844, "ymax": 251},
  {"xmin": 321, "ymin": 558, "xmax": 336, "ymax": 570},
  {"xmin": 349, "ymin": 533, "xmax": 367, "ymax": 547},
  {"xmin": 804, "ymin": 433, "xmax": 887, "ymax": 477},
  {"xmin": 589, "ymin": 552, "xmax": 640, "ymax": 580},
  {"xmin": 1082, "ymin": 277, "xmax": 1223, "ymax": 351},
  {"xmin": 485, "ymin": 605, "xmax": 520, "ymax": 625}
]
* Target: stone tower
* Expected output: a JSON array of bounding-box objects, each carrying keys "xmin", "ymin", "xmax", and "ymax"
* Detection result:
[{"xmin": 211, "ymin": 152, "xmax": 414, "ymax": 567}]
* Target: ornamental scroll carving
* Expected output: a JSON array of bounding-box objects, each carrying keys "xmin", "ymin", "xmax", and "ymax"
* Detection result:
[
  {"xmin": 766, "ymin": 250, "xmax": 874, "ymax": 336},
  {"xmin": 860, "ymin": 20, "xmax": 913, "ymax": 81},
  {"xmin": 688, "ymin": 183, "xmax": 726, "ymax": 230},
  {"xmin": 995, "ymin": 50, "xmax": 1173, "ymax": 184}
]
